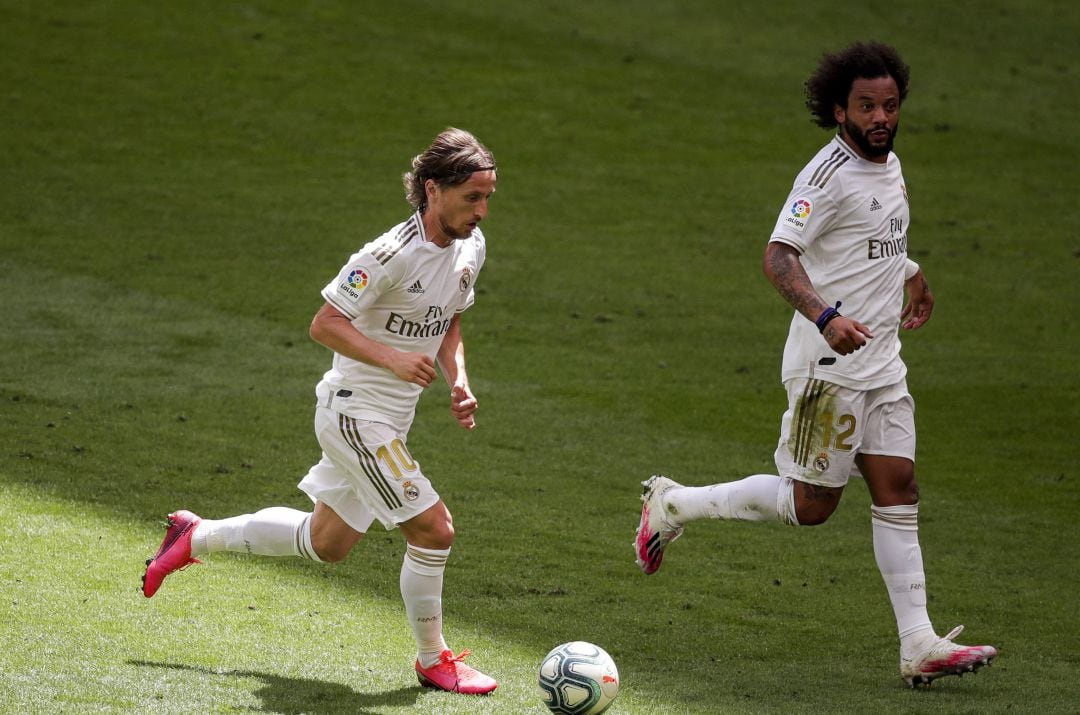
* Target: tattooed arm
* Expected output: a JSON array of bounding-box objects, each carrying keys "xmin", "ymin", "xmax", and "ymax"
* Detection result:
[
  {"xmin": 762, "ymin": 242, "xmax": 873, "ymax": 356},
  {"xmin": 762, "ymin": 242, "xmax": 830, "ymax": 323}
]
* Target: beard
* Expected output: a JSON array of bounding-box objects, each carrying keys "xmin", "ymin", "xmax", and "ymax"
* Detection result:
[
  {"xmin": 844, "ymin": 118, "xmax": 898, "ymax": 158},
  {"xmin": 438, "ymin": 216, "xmax": 471, "ymax": 240}
]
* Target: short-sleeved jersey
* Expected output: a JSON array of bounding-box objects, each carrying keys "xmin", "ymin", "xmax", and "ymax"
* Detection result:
[
  {"xmin": 318, "ymin": 212, "xmax": 485, "ymax": 432},
  {"xmin": 769, "ymin": 136, "xmax": 910, "ymax": 390}
]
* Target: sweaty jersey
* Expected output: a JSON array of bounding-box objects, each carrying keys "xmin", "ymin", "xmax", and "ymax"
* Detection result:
[
  {"xmin": 318, "ymin": 212, "xmax": 485, "ymax": 432},
  {"xmin": 770, "ymin": 136, "xmax": 910, "ymax": 390}
]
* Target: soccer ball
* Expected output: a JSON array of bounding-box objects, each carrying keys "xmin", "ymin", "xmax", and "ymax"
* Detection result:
[{"xmin": 538, "ymin": 641, "xmax": 619, "ymax": 715}]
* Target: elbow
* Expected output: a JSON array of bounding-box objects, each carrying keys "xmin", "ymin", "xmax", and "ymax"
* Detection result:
[
  {"xmin": 309, "ymin": 310, "xmax": 331, "ymax": 345},
  {"xmin": 309, "ymin": 305, "xmax": 353, "ymax": 350}
]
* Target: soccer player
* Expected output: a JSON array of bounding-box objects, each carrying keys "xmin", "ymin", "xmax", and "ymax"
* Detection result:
[
  {"xmin": 143, "ymin": 127, "xmax": 498, "ymax": 695},
  {"xmin": 634, "ymin": 42, "xmax": 998, "ymax": 687}
]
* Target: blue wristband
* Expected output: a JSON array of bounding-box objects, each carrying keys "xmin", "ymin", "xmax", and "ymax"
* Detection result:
[{"xmin": 815, "ymin": 304, "xmax": 842, "ymax": 333}]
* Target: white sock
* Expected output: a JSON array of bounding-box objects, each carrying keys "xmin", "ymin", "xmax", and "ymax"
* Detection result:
[
  {"xmin": 400, "ymin": 543, "xmax": 450, "ymax": 668},
  {"xmin": 872, "ymin": 503, "xmax": 935, "ymax": 656},
  {"xmin": 191, "ymin": 507, "xmax": 322, "ymax": 561},
  {"xmin": 664, "ymin": 474, "xmax": 797, "ymax": 525}
]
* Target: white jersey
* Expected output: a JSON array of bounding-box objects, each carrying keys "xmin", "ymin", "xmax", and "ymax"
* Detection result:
[
  {"xmin": 770, "ymin": 136, "xmax": 910, "ymax": 390},
  {"xmin": 318, "ymin": 212, "xmax": 485, "ymax": 432}
]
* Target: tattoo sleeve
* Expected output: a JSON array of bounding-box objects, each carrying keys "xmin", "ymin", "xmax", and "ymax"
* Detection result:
[{"xmin": 764, "ymin": 243, "xmax": 828, "ymax": 321}]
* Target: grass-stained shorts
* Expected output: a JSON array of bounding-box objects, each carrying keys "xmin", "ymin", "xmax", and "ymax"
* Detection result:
[
  {"xmin": 774, "ymin": 377, "xmax": 915, "ymax": 488},
  {"xmin": 298, "ymin": 405, "xmax": 440, "ymax": 532}
]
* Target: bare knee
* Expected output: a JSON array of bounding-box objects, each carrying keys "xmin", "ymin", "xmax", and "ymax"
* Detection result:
[
  {"xmin": 412, "ymin": 516, "xmax": 454, "ymax": 550},
  {"xmin": 313, "ymin": 533, "xmax": 363, "ymax": 563},
  {"xmin": 309, "ymin": 503, "xmax": 365, "ymax": 563},
  {"xmin": 425, "ymin": 521, "xmax": 455, "ymax": 550},
  {"xmin": 894, "ymin": 478, "xmax": 920, "ymax": 505},
  {"xmin": 400, "ymin": 502, "xmax": 455, "ymax": 550},
  {"xmin": 858, "ymin": 455, "xmax": 919, "ymax": 507},
  {"xmin": 795, "ymin": 505, "xmax": 835, "ymax": 526},
  {"xmin": 315, "ymin": 545, "xmax": 349, "ymax": 564},
  {"xmin": 793, "ymin": 482, "xmax": 844, "ymax": 526}
]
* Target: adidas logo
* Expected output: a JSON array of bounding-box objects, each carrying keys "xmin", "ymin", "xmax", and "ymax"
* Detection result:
[
  {"xmin": 406, "ymin": 280, "xmax": 425, "ymax": 294},
  {"xmin": 870, "ymin": 197, "xmax": 883, "ymax": 212}
]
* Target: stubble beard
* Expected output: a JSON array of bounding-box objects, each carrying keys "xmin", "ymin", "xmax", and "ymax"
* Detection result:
[{"xmin": 439, "ymin": 218, "xmax": 468, "ymax": 241}]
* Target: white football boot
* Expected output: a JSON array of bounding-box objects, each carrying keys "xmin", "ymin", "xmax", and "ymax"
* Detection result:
[
  {"xmin": 634, "ymin": 475, "xmax": 684, "ymax": 575},
  {"xmin": 900, "ymin": 625, "xmax": 998, "ymax": 687}
]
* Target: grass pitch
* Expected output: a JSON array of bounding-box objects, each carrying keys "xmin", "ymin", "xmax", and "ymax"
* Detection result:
[{"xmin": 2, "ymin": 1, "xmax": 1078, "ymax": 713}]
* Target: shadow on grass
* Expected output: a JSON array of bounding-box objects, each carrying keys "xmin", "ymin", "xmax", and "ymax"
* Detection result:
[{"xmin": 129, "ymin": 660, "xmax": 424, "ymax": 715}]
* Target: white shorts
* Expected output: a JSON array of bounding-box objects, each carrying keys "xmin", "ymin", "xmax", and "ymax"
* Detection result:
[
  {"xmin": 773, "ymin": 377, "xmax": 916, "ymax": 488},
  {"xmin": 297, "ymin": 406, "xmax": 440, "ymax": 532}
]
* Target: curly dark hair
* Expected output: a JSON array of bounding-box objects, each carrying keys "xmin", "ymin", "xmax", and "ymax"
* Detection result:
[
  {"xmin": 402, "ymin": 128, "xmax": 496, "ymax": 212},
  {"xmin": 805, "ymin": 41, "xmax": 910, "ymax": 129}
]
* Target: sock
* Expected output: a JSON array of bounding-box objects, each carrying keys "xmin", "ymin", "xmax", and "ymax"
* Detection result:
[
  {"xmin": 400, "ymin": 543, "xmax": 450, "ymax": 667},
  {"xmin": 191, "ymin": 507, "xmax": 322, "ymax": 561},
  {"xmin": 872, "ymin": 503, "xmax": 935, "ymax": 657},
  {"xmin": 664, "ymin": 474, "xmax": 796, "ymax": 525}
]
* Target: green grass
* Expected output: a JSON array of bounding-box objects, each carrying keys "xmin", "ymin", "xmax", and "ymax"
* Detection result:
[{"xmin": 2, "ymin": 0, "xmax": 1078, "ymax": 713}]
